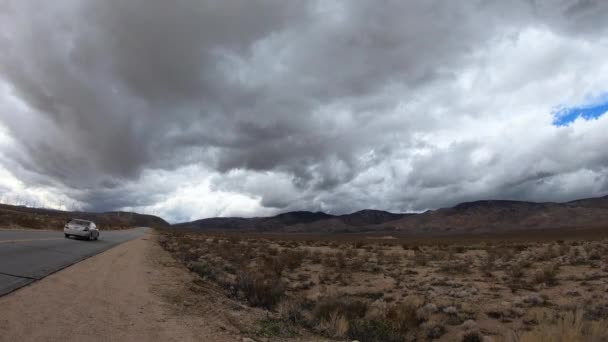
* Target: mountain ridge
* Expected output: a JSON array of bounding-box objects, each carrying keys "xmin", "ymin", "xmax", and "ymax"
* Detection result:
[
  {"xmin": 174, "ymin": 195, "xmax": 608, "ymax": 235},
  {"xmin": 0, "ymin": 203, "xmax": 169, "ymax": 230}
]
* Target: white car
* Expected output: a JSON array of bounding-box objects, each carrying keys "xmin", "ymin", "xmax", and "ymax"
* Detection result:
[{"xmin": 64, "ymin": 219, "xmax": 99, "ymax": 241}]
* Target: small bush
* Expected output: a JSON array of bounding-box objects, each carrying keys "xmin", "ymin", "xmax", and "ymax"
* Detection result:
[
  {"xmin": 413, "ymin": 251, "xmax": 429, "ymax": 266},
  {"xmin": 507, "ymin": 262, "xmax": 528, "ymax": 290},
  {"xmin": 235, "ymin": 270, "xmax": 285, "ymax": 309},
  {"xmin": 533, "ymin": 263, "xmax": 560, "ymax": 286},
  {"xmin": 425, "ymin": 323, "xmax": 446, "ymax": 339},
  {"xmin": 386, "ymin": 300, "xmax": 423, "ymax": 332},
  {"xmin": 347, "ymin": 319, "xmax": 403, "ymax": 342},
  {"xmin": 481, "ymin": 252, "xmax": 496, "ymax": 276},
  {"xmin": 258, "ymin": 318, "xmax": 297, "ymax": 338},
  {"xmin": 462, "ymin": 331, "xmax": 483, "ymax": 342},
  {"xmin": 260, "ymin": 255, "xmax": 286, "ymax": 276},
  {"xmin": 314, "ymin": 296, "xmax": 369, "ymax": 322},
  {"xmin": 282, "ymin": 250, "xmax": 306, "ymax": 270},
  {"xmin": 189, "ymin": 261, "xmax": 217, "ymax": 280},
  {"xmin": 439, "ymin": 260, "xmax": 470, "ymax": 274},
  {"xmin": 278, "ymin": 298, "xmax": 307, "ymax": 325}
]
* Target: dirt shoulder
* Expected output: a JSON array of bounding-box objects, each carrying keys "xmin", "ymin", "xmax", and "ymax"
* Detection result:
[{"xmin": 0, "ymin": 231, "xmax": 243, "ymax": 342}]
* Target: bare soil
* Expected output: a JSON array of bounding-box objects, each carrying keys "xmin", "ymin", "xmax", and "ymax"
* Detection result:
[{"xmin": 0, "ymin": 232, "xmax": 246, "ymax": 342}]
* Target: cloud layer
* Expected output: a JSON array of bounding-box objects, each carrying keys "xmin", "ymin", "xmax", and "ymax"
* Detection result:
[{"xmin": 1, "ymin": 0, "xmax": 608, "ymax": 223}]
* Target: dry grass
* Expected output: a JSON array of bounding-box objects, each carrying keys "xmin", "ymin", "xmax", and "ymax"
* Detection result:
[{"xmin": 517, "ymin": 309, "xmax": 608, "ymax": 342}]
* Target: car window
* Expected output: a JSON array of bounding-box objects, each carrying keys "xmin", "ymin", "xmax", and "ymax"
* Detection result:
[{"xmin": 70, "ymin": 220, "xmax": 90, "ymax": 225}]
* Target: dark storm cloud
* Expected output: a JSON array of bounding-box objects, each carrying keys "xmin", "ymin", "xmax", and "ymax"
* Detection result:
[
  {"xmin": 0, "ymin": 0, "xmax": 608, "ymax": 216},
  {"xmin": 0, "ymin": 0, "xmax": 308, "ymax": 185}
]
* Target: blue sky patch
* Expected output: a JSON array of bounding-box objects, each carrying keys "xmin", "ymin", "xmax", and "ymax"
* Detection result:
[{"xmin": 553, "ymin": 97, "xmax": 608, "ymax": 126}]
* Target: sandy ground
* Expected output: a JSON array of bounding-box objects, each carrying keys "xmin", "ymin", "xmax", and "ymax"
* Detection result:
[{"xmin": 0, "ymin": 231, "xmax": 242, "ymax": 342}]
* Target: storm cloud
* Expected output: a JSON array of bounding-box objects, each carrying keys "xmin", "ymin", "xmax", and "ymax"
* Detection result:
[{"xmin": 1, "ymin": 0, "xmax": 608, "ymax": 222}]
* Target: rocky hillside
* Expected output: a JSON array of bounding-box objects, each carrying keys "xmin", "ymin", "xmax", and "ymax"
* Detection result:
[{"xmin": 0, "ymin": 204, "xmax": 169, "ymax": 230}]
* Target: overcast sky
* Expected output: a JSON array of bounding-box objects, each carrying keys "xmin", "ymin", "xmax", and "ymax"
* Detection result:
[{"xmin": 1, "ymin": 0, "xmax": 608, "ymax": 223}]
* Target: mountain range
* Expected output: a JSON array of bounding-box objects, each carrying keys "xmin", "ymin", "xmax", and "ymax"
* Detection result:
[
  {"xmin": 2, "ymin": 195, "xmax": 608, "ymax": 235},
  {"xmin": 174, "ymin": 195, "xmax": 608, "ymax": 235}
]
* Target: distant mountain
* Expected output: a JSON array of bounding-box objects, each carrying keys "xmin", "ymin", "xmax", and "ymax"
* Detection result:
[
  {"xmin": 0, "ymin": 204, "xmax": 169, "ymax": 230},
  {"xmin": 566, "ymin": 195, "xmax": 608, "ymax": 209},
  {"xmin": 174, "ymin": 195, "xmax": 608, "ymax": 235},
  {"xmin": 381, "ymin": 196, "xmax": 608, "ymax": 235},
  {"xmin": 340, "ymin": 209, "xmax": 408, "ymax": 226},
  {"xmin": 173, "ymin": 209, "xmax": 408, "ymax": 233}
]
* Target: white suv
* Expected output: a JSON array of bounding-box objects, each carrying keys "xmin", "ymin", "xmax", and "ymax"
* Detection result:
[{"xmin": 64, "ymin": 219, "xmax": 99, "ymax": 241}]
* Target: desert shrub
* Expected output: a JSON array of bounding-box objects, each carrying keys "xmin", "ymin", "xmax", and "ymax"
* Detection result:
[
  {"xmin": 481, "ymin": 251, "xmax": 496, "ymax": 276},
  {"xmin": 533, "ymin": 263, "xmax": 560, "ymax": 286},
  {"xmin": 587, "ymin": 245, "xmax": 602, "ymax": 261},
  {"xmin": 278, "ymin": 298, "xmax": 308, "ymax": 325},
  {"xmin": 348, "ymin": 255, "xmax": 366, "ymax": 271},
  {"xmin": 585, "ymin": 303, "xmax": 608, "ymax": 321},
  {"xmin": 507, "ymin": 262, "xmax": 526, "ymax": 288},
  {"xmin": 258, "ymin": 318, "xmax": 297, "ymax": 338},
  {"xmin": 462, "ymin": 331, "xmax": 483, "ymax": 342},
  {"xmin": 382, "ymin": 252, "xmax": 402, "ymax": 266},
  {"xmin": 344, "ymin": 247, "xmax": 358, "ymax": 258},
  {"xmin": 309, "ymin": 250, "xmax": 323, "ymax": 264},
  {"xmin": 506, "ymin": 263, "xmax": 525, "ymax": 282},
  {"xmin": 314, "ymin": 296, "xmax": 369, "ymax": 323},
  {"xmin": 386, "ymin": 300, "xmax": 423, "ymax": 332},
  {"xmin": 347, "ymin": 319, "xmax": 403, "ymax": 342},
  {"xmin": 282, "ymin": 250, "xmax": 306, "ymax": 270},
  {"xmin": 178, "ymin": 247, "xmax": 202, "ymax": 263},
  {"xmin": 319, "ymin": 270, "xmax": 333, "ymax": 284},
  {"xmin": 537, "ymin": 244, "xmax": 560, "ymax": 262},
  {"xmin": 335, "ymin": 252, "xmax": 347, "ymax": 269},
  {"xmin": 428, "ymin": 249, "xmax": 449, "ymax": 261},
  {"xmin": 413, "ymin": 251, "xmax": 429, "ymax": 266},
  {"xmin": 318, "ymin": 311, "xmax": 349, "ymax": 337},
  {"xmin": 451, "ymin": 245, "xmax": 467, "ymax": 254},
  {"xmin": 260, "ymin": 255, "xmax": 287, "ymax": 276},
  {"xmin": 222, "ymin": 264, "xmax": 236, "ymax": 274},
  {"xmin": 558, "ymin": 242, "xmax": 571, "ymax": 257},
  {"xmin": 439, "ymin": 259, "xmax": 471, "ymax": 274},
  {"xmin": 425, "ymin": 323, "xmax": 446, "ymax": 339},
  {"xmin": 493, "ymin": 247, "xmax": 515, "ymax": 263},
  {"xmin": 235, "ymin": 270, "xmax": 285, "ymax": 309},
  {"xmin": 354, "ymin": 241, "xmax": 366, "ymax": 249},
  {"xmin": 322, "ymin": 253, "xmax": 338, "ymax": 268},
  {"xmin": 189, "ymin": 261, "xmax": 217, "ymax": 280}
]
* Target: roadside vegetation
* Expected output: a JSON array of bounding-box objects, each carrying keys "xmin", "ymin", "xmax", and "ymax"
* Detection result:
[{"xmin": 160, "ymin": 231, "xmax": 608, "ymax": 341}]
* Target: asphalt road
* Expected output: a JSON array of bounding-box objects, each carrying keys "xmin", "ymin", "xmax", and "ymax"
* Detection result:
[{"xmin": 0, "ymin": 227, "xmax": 148, "ymax": 296}]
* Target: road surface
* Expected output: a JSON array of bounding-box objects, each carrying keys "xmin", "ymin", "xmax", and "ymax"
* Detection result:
[
  {"xmin": 0, "ymin": 227, "xmax": 147, "ymax": 296},
  {"xmin": 0, "ymin": 233, "xmax": 239, "ymax": 341}
]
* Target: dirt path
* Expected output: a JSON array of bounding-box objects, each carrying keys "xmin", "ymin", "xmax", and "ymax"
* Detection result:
[{"xmin": 0, "ymin": 232, "xmax": 241, "ymax": 342}]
